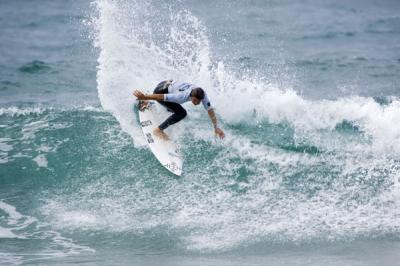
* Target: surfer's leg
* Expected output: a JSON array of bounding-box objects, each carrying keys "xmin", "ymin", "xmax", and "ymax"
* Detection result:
[
  {"xmin": 152, "ymin": 80, "xmax": 186, "ymax": 129},
  {"xmin": 152, "ymin": 80, "xmax": 174, "ymax": 111},
  {"xmin": 153, "ymin": 80, "xmax": 172, "ymax": 94},
  {"xmin": 158, "ymin": 102, "xmax": 187, "ymax": 130},
  {"xmin": 151, "ymin": 80, "xmax": 186, "ymax": 130}
]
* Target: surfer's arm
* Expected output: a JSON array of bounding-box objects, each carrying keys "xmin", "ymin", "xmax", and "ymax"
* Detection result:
[
  {"xmin": 133, "ymin": 90, "xmax": 164, "ymax": 101},
  {"xmin": 207, "ymin": 109, "xmax": 225, "ymax": 139}
]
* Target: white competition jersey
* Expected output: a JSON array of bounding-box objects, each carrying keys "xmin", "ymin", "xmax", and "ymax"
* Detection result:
[{"xmin": 163, "ymin": 81, "xmax": 212, "ymax": 110}]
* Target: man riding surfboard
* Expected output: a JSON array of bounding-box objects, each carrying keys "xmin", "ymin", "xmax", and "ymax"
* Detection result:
[{"xmin": 133, "ymin": 80, "xmax": 225, "ymax": 140}]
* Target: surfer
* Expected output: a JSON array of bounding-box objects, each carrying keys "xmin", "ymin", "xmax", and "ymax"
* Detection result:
[{"xmin": 133, "ymin": 80, "xmax": 225, "ymax": 140}]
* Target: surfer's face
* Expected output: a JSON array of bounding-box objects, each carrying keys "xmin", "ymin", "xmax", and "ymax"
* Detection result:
[{"xmin": 191, "ymin": 97, "xmax": 201, "ymax": 105}]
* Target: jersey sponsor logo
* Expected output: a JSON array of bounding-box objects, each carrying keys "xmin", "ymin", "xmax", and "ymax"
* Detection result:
[
  {"xmin": 141, "ymin": 120, "xmax": 152, "ymax": 127},
  {"xmin": 145, "ymin": 133, "xmax": 154, "ymax": 143},
  {"xmin": 178, "ymin": 84, "xmax": 191, "ymax": 91}
]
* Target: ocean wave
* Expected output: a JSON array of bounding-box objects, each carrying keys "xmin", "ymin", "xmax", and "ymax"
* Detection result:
[
  {"xmin": 0, "ymin": 105, "xmax": 104, "ymax": 117},
  {"xmin": 18, "ymin": 60, "xmax": 51, "ymax": 74},
  {"xmin": 366, "ymin": 16, "xmax": 400, "ymax": 34},
  {"xmin": 78, "ymin": 0, "xmax": 400, "ymax": 252},
  {"xmin": 0, "ymin": 200, "xmax": 94, "ymax": 264},
  {"xmin": 297, "ymin": 31, "xmax": 356, "ymax": 40},
  {"xmin": 1, "ymin": 98, "xmax": 399, "ymax": 252}
]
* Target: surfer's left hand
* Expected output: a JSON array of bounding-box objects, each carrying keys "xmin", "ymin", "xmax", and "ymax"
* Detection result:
[
  {"xmin": 215, "ymin": 128, "xmax": 225, "ymax": 139},
  {"xmin": 133, "ymin": 90, "xmax": 146, "ymax": 100}
]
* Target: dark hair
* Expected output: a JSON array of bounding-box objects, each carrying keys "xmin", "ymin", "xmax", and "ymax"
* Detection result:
[{"xmin": 191, "ymin": 87, "xmax": 205, "ymax": 100}]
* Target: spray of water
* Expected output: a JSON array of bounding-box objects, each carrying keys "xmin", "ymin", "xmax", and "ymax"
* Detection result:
[{"xmin": 38, "ymin": 0, "xmax": 399, "ymax": 251}]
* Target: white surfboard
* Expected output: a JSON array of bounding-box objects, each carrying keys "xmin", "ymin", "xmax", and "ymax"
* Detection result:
[{"xmin": 137, "ymin": 101, "xmax": 183, "ymax": 176}]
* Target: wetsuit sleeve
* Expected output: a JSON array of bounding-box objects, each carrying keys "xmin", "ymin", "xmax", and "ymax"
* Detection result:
[
  {"xmin": 202, "ymin": 94, "xmax": 212, "ymax": 110},
  {"xmin": 164, "ymin": 93, "xmax": 184, "ymax": 103}
]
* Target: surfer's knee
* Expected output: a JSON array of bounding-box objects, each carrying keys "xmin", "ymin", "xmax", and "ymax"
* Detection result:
[{"xmin": 178, "ymin": 108, "xmax": 187, "ymax": 119}]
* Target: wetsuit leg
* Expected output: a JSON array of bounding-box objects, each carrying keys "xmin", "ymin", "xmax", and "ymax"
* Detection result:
[
  {"xmin": 153, "ymin": 80, "xmax": 170, "ymax": 94},
  {"xmin": 157, "ymin": 101, "xmax": 187, "ymax": 130},
  {"xmin": 153, "ymin": 81, "xmax": 187, "ymax": 130}
]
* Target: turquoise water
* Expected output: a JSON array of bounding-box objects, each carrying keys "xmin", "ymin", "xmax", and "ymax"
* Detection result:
[{"xmin": 1, "ymin": 0, "xmax": 400, "ymax": 265}]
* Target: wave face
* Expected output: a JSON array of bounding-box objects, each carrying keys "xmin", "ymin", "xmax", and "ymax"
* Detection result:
[
  {"xmin": 1, "ymin": 102, "xmax": 399, "ymax": 255},
  {"xmin": 1, "ymin": 0, "xmax": 400, "ymax": 264}
]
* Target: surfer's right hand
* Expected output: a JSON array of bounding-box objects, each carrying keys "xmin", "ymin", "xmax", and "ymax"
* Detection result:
[
  {"xmin": 215, "ymin": 128, "xmax": 225, "ymax": 139},
  {"xmin": 133, "ymin": 90, "xmax": 146, "ymax": 100}
]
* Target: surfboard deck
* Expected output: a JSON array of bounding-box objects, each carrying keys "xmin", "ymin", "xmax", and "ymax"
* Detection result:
[{"xmin": 137, "ymin": 100, "xmax": 183, "ymax": 176}]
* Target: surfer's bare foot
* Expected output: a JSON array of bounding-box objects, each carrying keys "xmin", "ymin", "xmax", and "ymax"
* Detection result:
[{"xmin": 153, "ymin": 127, "xmax": 170, "ymax": 141}]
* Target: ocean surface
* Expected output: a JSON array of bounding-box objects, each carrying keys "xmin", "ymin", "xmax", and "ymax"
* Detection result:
[{"xmin": 1, "ymin": 0, "xmax": 400, "ymax": 265}]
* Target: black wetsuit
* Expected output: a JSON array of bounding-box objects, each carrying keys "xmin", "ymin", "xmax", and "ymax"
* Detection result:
[{"xmin": 153, "ymin": 80, "xmax": 187, "ymax": 130}]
